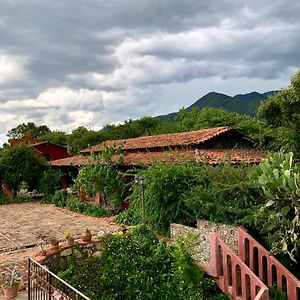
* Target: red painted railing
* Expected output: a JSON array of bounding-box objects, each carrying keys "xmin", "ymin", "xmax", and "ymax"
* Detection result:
[
  {"xmin": 237, "ymin": 227, "xmax": 300, "ymax": 300},
  {"xmin": 209, "ymin": 232, "xmax": 269, "ymax": 300}
]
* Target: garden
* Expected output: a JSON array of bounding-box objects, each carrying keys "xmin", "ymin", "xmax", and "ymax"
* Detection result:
[{"xmin": 1, "ymin": 70, "xmax": 300, "ymax": 299}]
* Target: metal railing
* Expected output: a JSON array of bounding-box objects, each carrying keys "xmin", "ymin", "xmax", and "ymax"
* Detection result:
[{"xmin": 28, "ymin": 258, "xmax": 91, "ymax": 300}]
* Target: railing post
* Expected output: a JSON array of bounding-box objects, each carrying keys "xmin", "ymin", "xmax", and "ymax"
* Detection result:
[
  {"xmin": 28, "ymin": 258, "xmax": 31, "ymax": 300},
  {"xmin": 209, "ymin": 232, "xmax": 221, "ymax": 277}
]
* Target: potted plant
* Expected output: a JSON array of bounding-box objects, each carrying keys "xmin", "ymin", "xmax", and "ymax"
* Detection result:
[
  {"xmin": 64, "ymin": 231, "xmax": 75, "ymax": 246},
  {"xmin": 0, "ymin": 266, "xmax": 21, "ymax": 299},
  {"xmin": 49, "ymin": 236, "xmax": 59, "ymax": 250},
  {"xmin": 81, "ymin": 228, "xmax": 92, "ymax": 242}
]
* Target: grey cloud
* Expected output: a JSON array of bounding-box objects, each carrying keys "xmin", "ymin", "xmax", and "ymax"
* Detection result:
[{"xmin": 0, "ymin": 0, "xmax": 299, "ymax": 145}]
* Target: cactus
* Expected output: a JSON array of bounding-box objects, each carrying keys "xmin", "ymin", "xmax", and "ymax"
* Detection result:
[{"xmin": 252, "ymin": 151, "xmax": 300, "ymax": 261}]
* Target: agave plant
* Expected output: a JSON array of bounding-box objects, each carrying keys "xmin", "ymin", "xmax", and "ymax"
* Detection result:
[{"xmin": 0, "ymin": 266, "xmax": 21, "ymax": 288}]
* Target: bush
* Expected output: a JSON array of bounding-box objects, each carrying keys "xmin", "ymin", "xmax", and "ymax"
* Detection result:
[
  {"xmin": 0, "ymin": 193, "xmax": 10, "ymax": 205},
  {"xmin": 130, "ymin": 164, "xmax": 201, "ymax": 233},
  {"xmin": 115, "ymin": 208, "xmax": 140, "ymax": 225},
  {"xmin": 128, "ymin": 163, "xmax": 262, "ymax": 233},
  {"xmin": 52, "ymin": 189, "xmax": 68, "ymax": 207},
  {"xmin": 38, "ymin": 168, "xmax": 63, "ymax": 195},
  {"xmin": 41, "ymin": 194, "xmax": 54, "ymax": 204},
  {"xmin": 58, "ymin": 225, "xmax": 228, "ymax": 300},
  {"xmin": 183, "ymin": 163, "xmax": 264, "ymax": 226},
  {"xmin": 0, "ymin": 194, "xmax": 34, "ymax": 205},
  {"xmin": 66, "ymin": 196, "xmax": 110, "ymax": 217}
]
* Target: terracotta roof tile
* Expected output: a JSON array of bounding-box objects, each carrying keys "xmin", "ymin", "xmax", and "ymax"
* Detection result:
[
  {"xmin": 81, "ymin": 126, "xmax": 233, "ymax": 153},
  {"xmin": 51, "ymin": 149, "xmax": 264, "ymax": 167}
]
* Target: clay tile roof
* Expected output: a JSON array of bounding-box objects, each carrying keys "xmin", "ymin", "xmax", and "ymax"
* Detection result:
[
  {"xmin": 81, "ymin": 126, "xmax": 233, "ymax": 153},
  {"xmin": 51, "ymin": 155, "xmax": 94, "ymax": 167},
  {"xmin": 51, "ymin": 149, "xmax": 264, "ymax": 167}
]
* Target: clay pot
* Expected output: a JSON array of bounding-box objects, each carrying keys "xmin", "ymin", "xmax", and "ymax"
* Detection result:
[
  {"xmin": 2, "ymin": 285, "xmax": 19, "ymax": 299},
  {"xmin": 50, "ymin": 240, "xmax": 59, "ymax": 250},
  {"xmin": 81, "ymin": 231, "xmax": 92, "ymax": 242}
]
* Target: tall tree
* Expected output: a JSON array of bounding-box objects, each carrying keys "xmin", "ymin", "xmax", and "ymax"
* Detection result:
[
  {"xmin": 257, "ymin": 69, "xmax": 300, "ymax": 152},
  {"xmin": 7, "ymin": 122, "xmax": 50, "ymax": 139},
  {"xmin": 0, "ymin": 144, "xmax": 47, "ymax": 197}
]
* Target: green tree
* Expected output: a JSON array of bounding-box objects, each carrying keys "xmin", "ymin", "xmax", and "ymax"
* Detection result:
[
  {"xmin": 0, "ymin": 144, "xmax": 47, "ymax": 197},
  {"xmin": 74, "ymin": 146, "xmax": 128, "ymax": 210},
  {"xmin": 257, "ymin": 69, "xmax": 300, "ymax": 153},
  {"xmin": 39, "ymin": 131, "xmax": 68, "ymax": 146},
  {"xmin": 38, "ymin": 168, "xmax": 63, "ymax": 195},
  {"xmin": 67, "ymin": 126, "xmax": 105, "ymax": 154},
  {"xmin": 7, "ymin": 122, "xmax": 50, "ymax": 139}
]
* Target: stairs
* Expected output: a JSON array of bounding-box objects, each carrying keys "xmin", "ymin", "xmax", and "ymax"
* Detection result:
[{"xmin": 170, "ymin": 221, "xmax": 300, "ymax": 300}]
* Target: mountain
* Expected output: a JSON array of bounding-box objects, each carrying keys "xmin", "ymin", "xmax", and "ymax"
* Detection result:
[{"xmin": 157, "ymin": 90, "xmax": 277, "ymax": 120}]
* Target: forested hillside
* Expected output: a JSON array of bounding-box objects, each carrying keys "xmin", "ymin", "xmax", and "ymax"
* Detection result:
[{"xmin": 2, "ymin": 70, "xmax": 300, "ymax": 156}]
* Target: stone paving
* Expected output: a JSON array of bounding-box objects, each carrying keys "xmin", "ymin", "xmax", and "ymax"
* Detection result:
[
  {"xmin": 0, "ymin": 202, "xmax": 121, "ymax": 297},
  {"xmin": 0, "ymin": 202, "xmax": 120, "ymax": 253}
]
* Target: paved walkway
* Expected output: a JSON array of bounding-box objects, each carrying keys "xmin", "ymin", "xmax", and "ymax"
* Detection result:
[
  {"xmin": 0, "ymin": 202, "xmax": 120, "ymax": 253},
  {"xmin": 0, "ymin": 202, "xmax": 121, "ymax": 297}
]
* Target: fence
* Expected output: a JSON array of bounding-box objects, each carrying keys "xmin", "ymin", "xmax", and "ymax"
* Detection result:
[
  {"xmin": 28, "ymin": 258, "xmax": 91, "ymax": 300},
  {"xmin": 210, "ymin": 232, "xmax": 269, "ymax": 300},
  {"xmin": 238, "ymin": 227, "xmax": 300, "ymax": 300}
]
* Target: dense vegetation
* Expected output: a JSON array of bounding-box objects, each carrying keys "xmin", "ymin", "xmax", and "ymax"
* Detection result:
[
  {"xmin": 58, "ymin": 225, "xmax": 228, "ymax": 300},
  {"xmin": 117, "ymin": 163, "xmax": 264, "ymax": 232},
  {"xmin": 42, "ymin": 190, "xmax": 110, "ymax": 217}
]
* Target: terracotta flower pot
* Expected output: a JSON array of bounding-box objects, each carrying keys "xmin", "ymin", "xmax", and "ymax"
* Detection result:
[
  {"xmin": 2, "ymin": 285, "xmax": 19, "ymax": 299},
  {"xmin": 50, "ymin": 240, "xmax": 59, "ymax": 250},
  {"xmin": 81, "ymin": 231, "xmax": 92, "ymax": 242}
]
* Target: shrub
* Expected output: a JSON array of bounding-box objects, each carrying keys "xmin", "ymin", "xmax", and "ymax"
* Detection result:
[
  {"xmin": 38, "ymin": 168, "xmax": 63, "ymax": 195},
  {"xmin": 58, "ymin": 225, "xmax": 228, "ymax": 300},
  {"xmin": 129, "ymin": 164, "xmax": 201, "ymax": 233},
  {"xmin": 183, "ymin": 163, "xmax": 264, "ymax": 226},
  {"xmin": 66, "ymin": 196, "xmax": 110, "ymax": 217},
  {"xmin": 52, "ymin": 189, "xmax": 68, "ymax": 207},
  {"xmin": 74, "ymin": 146, "xmax": 130, "ymax": 210},
  {"xmin": 115, "ymin": 208, "xmax": 140, "ymax": 225},
  {"xmin": 128, "ymin": 163, "xmax": 261, "ymax": 233},
  {"xmin": 0, "ymin": 193, "xmax": 10, "ymax": 205}
]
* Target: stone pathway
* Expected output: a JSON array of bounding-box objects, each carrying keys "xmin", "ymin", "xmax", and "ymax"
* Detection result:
[{"xmin": 0, "ymin": 202, "xmax": 121, "ymax": 297}]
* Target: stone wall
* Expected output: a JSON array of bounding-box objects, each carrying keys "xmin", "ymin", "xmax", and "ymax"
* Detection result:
[
  {"xmin": 197, "ymin": 220, "xmax": 238, "ymax": 254},
  {"xmin": 170, "ymin": 220, "xmax": 238, "ymax": 270},
  {"xmin": 41, "ymin": 240, "xmax": 104, "ymax": 273}
]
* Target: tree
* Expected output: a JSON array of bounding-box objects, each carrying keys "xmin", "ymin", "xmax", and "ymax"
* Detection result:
[
  {"xmin": 74, "ymin": 146, "xmax": 128, "ymax": 210},
  {"xmin": 67, "ymin": 126, "xmax": 105, "ymax": 154},
  {"xmin": 39, "ymin": 131, "xmax": 68, "ymax": 146},
  {"xmin": 7, "ymin": 122, "xmax": 50, "ymax": 139},
  {"xmin": 0, "ymin": 144, "xmax": 47, "ymax": 197},
  {"xmin": 257, "ymin": 69, "xmax": 300, "ymax": 153}
]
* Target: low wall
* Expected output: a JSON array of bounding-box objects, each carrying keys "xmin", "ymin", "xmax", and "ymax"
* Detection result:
[
  {"xmin": 40, "ymin": 240, "xmax": 104, "ymax": 273},
  {"xmin": 170, "ymin": 220, "xmax": 238, "ymax": 270}
]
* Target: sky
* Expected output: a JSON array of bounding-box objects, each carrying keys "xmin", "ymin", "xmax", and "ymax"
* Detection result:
[{"xmin": 0, "ymin": 0, "xmax": 299, "ymax": 145}]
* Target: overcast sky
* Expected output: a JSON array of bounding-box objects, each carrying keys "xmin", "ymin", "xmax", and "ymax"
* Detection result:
[{"xmin": 0, "ymin": 0, "xmax": 299, "ymax": 145}]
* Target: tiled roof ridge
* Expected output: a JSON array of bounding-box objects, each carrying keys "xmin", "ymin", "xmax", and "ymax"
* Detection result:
[{"xmin": 81, "ymin": 126, "xmax": 233, "ymax": 153}]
